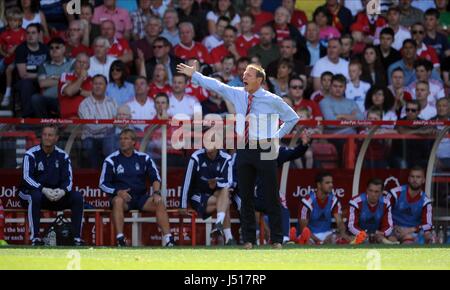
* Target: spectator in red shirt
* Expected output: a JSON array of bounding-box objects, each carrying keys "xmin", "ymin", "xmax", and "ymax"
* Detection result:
[
  {"xmin": 289, "ymin": 76, "xmax": 322, "ymax": 120},
  {"xmin": 411, "ymin": 22, "xmax": 440, "ymax": 69},
  {"xmin": 267, "ymin": 6, "xmax": 305, "ymax": 46},
  {"xmin": 282, "ymin": 0, "xmax": 308, "ymax": 31},
  {"xmin": 148, "ymin": 63, "xmax": 172, "ymax": 98},
  {"xmin": 247, "ymin": 0, "xmax": 273, "ymax": 33},
  {"xmin": 58, "ymin": 53, "xmax": 93, "ymax": 119},
  {"xmin": 174, "ymin": 22, "xmax": 212, "ymax": 65},
  {"xmin": 66, "ymin": 20, "xmax": 92, "ymax": 58},
  {"xmin": 235, "ymin": 13, "xmax": 260, "ymax": 57},
  {"xmin": 350, "ymin": 23, "xmax": 368, "ymax": 55},
  {"xmin": 0, "ymin": 8, "xmax": 26, "ymax": 107},
  {"xmin": 311, "ymin": 71, "xmax": 333, "ymax": 103},
  {"xmin": 211, "ymin": 25, "xmax": 240, "ymax": 71},
  {"xmin": 324, "ymin": 0, "xmax": 353, "ymax": 33},
  {"xmin": 185, "ymin": 58, "xmax": 209, "ymax": 102},
  {"xmin": 100, "ymin": 20, "xmax": 133, "ymax": 64}
]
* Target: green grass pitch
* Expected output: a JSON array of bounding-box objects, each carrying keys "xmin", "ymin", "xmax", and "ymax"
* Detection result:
[{"xmin": 1, "ymin": 245, "xmax": 449, "ymax": 270}]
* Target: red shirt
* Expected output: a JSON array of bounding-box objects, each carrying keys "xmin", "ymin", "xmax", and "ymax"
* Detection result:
[
  {"xmin": 108, "ymin": 38, "xmax": 131, "ymax": 58},
  {"xmin": 235, "ymin": 34, "xmax": 260, "ymax": 57},
  {"xmin": 186, "ymin": 82, "xmax": 209, "ymax": 102},
  {"xmin": 148, "ymin": 83, "xmax": 172, "ymax": 98},
  {"xmin": 294, "ymin": 99, "xmax": 323, "ymax": 119},
  {"xmin": 58, "ymin": 72, "xmax": 93, "ymax": 119},
  {"xmin": 0, "ymin": 28, "xmax": 26, "ymax": 65},
  {"xmin": 252, "ymin": 11, "xmax": 274, "ymax": 33},
  {"xmin": 417, "ymin": 43, "xmax": 440, "ymax": 68},
  {"xmin": 174, "ymin": 42, "xmax": 212, "ymax": 65},
  {"xmin": 66, "ymin": 43, "xmax": 93, "ymax": 58},
  {"xmin": 354, "ymin": 12, "xmax": 387, "ymax": 36},
  {"xmin": 275, "ymin": 24, "xmax": 291, "ymax": 44},
  {"xmin": 211, "ymin": 44, "xmax": 231, "ymax": 64},
  {"xmin": 291, "ymin": 10, "xmax": 308, "ymax": 29},
  {"xmin": 311, "ymin": 91, "xmax": 327, "ymax": 103}
]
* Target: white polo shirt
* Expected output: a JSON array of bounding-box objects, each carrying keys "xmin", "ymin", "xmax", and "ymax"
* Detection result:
[
  {"xmin": 88, "ymin": 55, "xmax": 117, "ymax": 82},
  {"xmin": 168, "ymin": 94, "xmax": 201, "ymax": 119},
  {"xmin": 126, "ymin": 97, "xmax": 156, "ymax": 131},
  {"xmin": 311, "ymin": 56, "xmax": 349, "ymax": 79}
]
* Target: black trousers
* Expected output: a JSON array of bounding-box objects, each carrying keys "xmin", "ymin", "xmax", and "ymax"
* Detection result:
[{"xmin": 236, "ymin": 147, "xmax": 282, "ymax": 244}]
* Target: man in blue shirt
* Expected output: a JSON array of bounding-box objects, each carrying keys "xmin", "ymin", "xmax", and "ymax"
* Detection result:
[
  {"xmin": 99, "ymin": 128, "xmax": 175, "ymax": 247},
  {"xmin": 177, "ymin": 61, "xmax": 299, "ymax": 249},
  {"xmin": 19, "ymin": 124, "xmax": 84, "ymax": 246}
]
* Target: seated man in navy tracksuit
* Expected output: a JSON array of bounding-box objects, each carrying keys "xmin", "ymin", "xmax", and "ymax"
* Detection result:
[
  {"xmin": 99, "ymin": 128, "xmax": 175, "ymax": 247},
  {"xmin": 180, "ymin": 137, "xmax": 236, "ymax": 245},
  {"xmin": 19, "ymin": 124, "xmax": 84, "ymax": 246}
]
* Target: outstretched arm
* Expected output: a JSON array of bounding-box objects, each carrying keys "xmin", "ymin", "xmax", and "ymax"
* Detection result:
[{"xmin": 177, "ymin": 62, "xmax": 242, "ymax": 106}]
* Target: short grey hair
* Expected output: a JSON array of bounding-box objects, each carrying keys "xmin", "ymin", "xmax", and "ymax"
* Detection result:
[{"xmin": 94, "ymin": 36, "xmax": 111, "ymax": 49}]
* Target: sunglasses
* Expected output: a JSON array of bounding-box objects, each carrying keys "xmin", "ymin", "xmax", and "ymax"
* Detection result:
[
  {"xmin": 290, "ymin": 85, "xmax": 304, "ymax": 90},
  {"xmin": 412, "ymin": 30, "xmax": 424, "ymax": 35},
  {"xmin": 406, "ymin": 108, "xmax": 418, "ymax": 112}
]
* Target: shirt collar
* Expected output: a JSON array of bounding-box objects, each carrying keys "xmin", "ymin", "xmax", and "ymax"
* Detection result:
[
  {"xmin": 250, "ymin": 86, "xmax": 265, "ymax": 98},
  {"xmin": 50, "ymin": 58, "xmax": 68, "ymax": 65}
]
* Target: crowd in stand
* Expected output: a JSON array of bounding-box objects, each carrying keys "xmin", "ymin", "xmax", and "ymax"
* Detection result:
[{"xmin": 0, "ymin": 0, "xmax": 448, "ymax": 170}]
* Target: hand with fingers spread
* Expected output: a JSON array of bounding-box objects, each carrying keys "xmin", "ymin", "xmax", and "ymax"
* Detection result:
[{"xmin": 176, "ymin": 61, "xmax": 198, "ymax": 78}]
